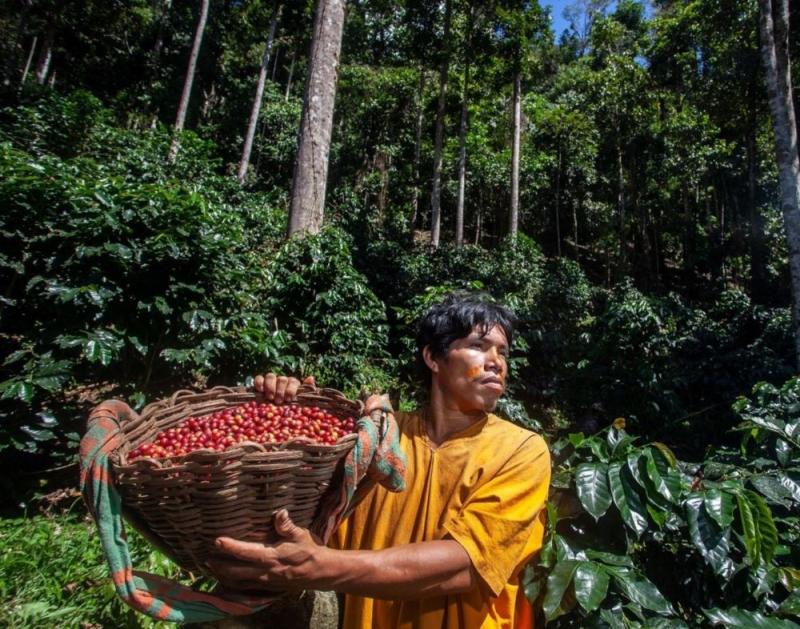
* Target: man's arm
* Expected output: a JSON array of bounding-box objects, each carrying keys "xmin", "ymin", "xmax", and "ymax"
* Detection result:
[{"xmin": 208, "ymin": 509, "xmax": 477, "ymax": 600}]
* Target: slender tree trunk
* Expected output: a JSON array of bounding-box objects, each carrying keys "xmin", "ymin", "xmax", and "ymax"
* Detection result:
[
  {"xmin": 455, "ymin": 60, "xmax": 470, "ymax": 248},
  {"xmin": 34, "ymin": 25, "xmax": 54, "ymax": 85},
  {"xmin": 271, "ymin": 46, "xmax": 281, "ymax": 81},
  {"xmin": 238, "ymin": 4, "xmax": 282, "ymax": 183},
  {"xmin": 287, "ymin": 0, "xmax": 347, "ymax": 236},
  {"xmin": 554, "ymin": 139, "xmax": 562, "ymax": 256},
  {"xmin": 748, "ymin": 125, "xmax": 768, "ymax": 301},
  {"xmin": 573, "ymin": 195, "xmax": 580, "ymax": 260},
  {"xmin": 169, "ymin": 0, "xmax": 210, "ymax": 163},
  {"xmin": 410, "ymin": 66, "xmax": 425, "ymax": 229},
  {"xmin": 430, "ymin": 0, "xmax": 452, "ymax": 248},
  {"xmin": 616, "ymin": 132, "xmax": 625, "ymax": 268},
  {"xmin": 759, "ymin": 0, "xmax": 800, "ymax": 368},
  {"xmin": 509, "ymin": 69, "xmax": 522, "ymax": 238},
  {"xmin": 284, "ymin": 51, "xmax": 296, "ymax": 101},
  {"xmin": 20, "ymin": 35, "xmax": 36, "ymax": 86}
]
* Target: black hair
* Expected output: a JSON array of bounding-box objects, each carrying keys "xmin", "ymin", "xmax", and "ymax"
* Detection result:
[{"xmin": 415, "ymin": 292, "xmax": 516, "ymax": 384}]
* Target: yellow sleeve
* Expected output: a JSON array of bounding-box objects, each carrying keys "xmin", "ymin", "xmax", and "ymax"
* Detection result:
[{"xmin": 443, "ymin": 433, "xmax": 551, "ymax": 596}]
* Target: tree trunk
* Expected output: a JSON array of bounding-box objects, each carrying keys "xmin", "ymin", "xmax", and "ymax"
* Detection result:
[
  {"xmin": 410, "ymin": 66, "xmax": 425, "ymax": 229},
  {"xmin": 429, "ymin": 0, "xmax": 452, "ymax": 248},
  {"xmin": 455, "ymin": 60, "xmax": 470, "ymax": 248},
  {"xmin": 554, "ymin": 140, "xmax": 562, "ymax": 256},
  {"xmin": 747, "ymin": 126, "xmax": 768, "ymax": 301},
  {"xmin": 238, "ymin": 4, "xmax": 282, "ymax": 183},
  {"xmin": 284, "ymin": 51, "xmax": 296, "ymax": 101},
  {"xmin": 34, "ymin": 24, "xmax": 54, "ymax": 85},
  {"xmin": 169, "ymin": 0, "xmax": 210, "ymax": 163},
  {"xmin": 20, "ymin": 35, "xmax": 36, "ymax": 86},
  {"xmin": 759, "ymin": 0, "xmax": 800, "ymax": 368},
  {"xmin": 509, "ymin": 70, "xmax": 522, "ymax": 238},
  {"xmin": 287, "ymin": 0, "xmax": 347, "ymax": 236},
  {"xmin": 271, "ymin": 46, "xmax": 281, "ymax": 81}
]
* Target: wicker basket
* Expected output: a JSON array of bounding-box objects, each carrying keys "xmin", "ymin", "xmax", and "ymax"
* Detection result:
[{"xmin": 109, "ymin": 385, "xmax": 363, "ymax": 575}]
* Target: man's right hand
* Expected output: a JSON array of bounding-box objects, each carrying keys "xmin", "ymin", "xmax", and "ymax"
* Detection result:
[{"xmin": 253, "ymin": 373, "xmax": 316, "ymax": 405}]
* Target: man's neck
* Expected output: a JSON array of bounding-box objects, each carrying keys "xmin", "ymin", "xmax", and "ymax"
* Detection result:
[{"xmin": 424, "ymin": 387, "xmax": 487, "ymax": 446}]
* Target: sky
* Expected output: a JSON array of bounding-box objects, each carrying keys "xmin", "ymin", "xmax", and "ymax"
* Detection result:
[{"xmin": 541, "ymin": 0, "xmax": 576, "ymax": 41}]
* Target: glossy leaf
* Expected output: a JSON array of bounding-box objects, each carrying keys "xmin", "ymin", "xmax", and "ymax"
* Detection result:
[
  {"xmin": 573, "ymin": 561, "xmax": 610, "ymax": 613},
  {"xmin": 704, "ymin": 607, "xmax": 800, "ymax": 628},
  {"xmin": 685, "ymin": 495, "xmax": 735, "ymax": 578},
  {"xmin": 704, "ymin": 489, "xmax": 735, "ymax": 529},
  {"xmin": 747, "ymin": 490, "xmax": 778, "ymax": 565},
  {"xmin": 736, "ymin": 491, "xmax": 760, "ymax": 566},
  {"xmin": 543, "ymin": 560, "xmax": 579, "ymax": 621},
  {"xmin": 777, "ymin": 590, "xmax": 800, "ymax": 618},
  {"xmin": 609, "ymin": 462, "xmax": 648, "ymax": 536},
  {"xmin": 608, "ymin": 566, "xmax": 673, "ymax": 615},
  {"xmin": 575, "ymin": 462, "xmax": 612, "ymax": 520}
]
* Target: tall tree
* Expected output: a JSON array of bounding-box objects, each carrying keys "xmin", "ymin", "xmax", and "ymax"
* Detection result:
[
  {"xmin": 509, "ymin": 69, "xmax": 521, "ymax": 238},
  {"xmin": 238, "ymin": 4, "xmax": 283, "ymax": 183},
  {"xmin": 429, "ymin": 0, "xmax": 453, "ymax": 248},
  {"xmin": 168, "ymin": 0, "xmax": 210, "ymax": 163},
  {"xmin": 287, "ymin": 0, "xmax": 347, "ymax": 236},
  {"xmin": 455, "ymin": 3, "xmax": 476, "ymax": 248},
  {"xmin": 758, "ymin": 0, "xmax": 800, "ymax": 367}
]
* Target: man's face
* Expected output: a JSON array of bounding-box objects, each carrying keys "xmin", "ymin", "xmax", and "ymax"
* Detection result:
[{"xmin": 427, "ymin": 324, "xmax": 509, "ymax": 413}]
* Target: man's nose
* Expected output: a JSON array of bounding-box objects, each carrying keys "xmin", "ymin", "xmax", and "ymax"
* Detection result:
[{"xmin": 485, "ymin": 347, "xmax": 503, "ymax": 371}]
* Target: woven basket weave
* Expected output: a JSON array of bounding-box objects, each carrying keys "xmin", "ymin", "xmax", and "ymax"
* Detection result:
[{"xmin": 109, "ymin": 385, "xmax": 363, "ymax": 575}]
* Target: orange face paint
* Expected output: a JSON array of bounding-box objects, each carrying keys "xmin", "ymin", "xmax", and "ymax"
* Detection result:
[{"xmin": 466, "ymin": 365, "xmax": 482, "ymax": 379}]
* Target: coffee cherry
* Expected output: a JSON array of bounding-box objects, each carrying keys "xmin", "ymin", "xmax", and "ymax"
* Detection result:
[{"xmin": 128, "ymin": 402, "xmax": 356, "ymax": 461}]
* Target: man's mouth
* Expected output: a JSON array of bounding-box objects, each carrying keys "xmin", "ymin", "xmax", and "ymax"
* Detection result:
[{"xmin": 480, "ymin": 375, "xmax": 504, "ymax": 388}]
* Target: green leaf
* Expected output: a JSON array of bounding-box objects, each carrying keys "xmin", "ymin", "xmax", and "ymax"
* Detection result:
[
  {"xmin": 750, "ymin": 474, "xmax": 795, "ymax": 508},
  {"xmin": 608, "ymin": 462, "xmax": 648, "ymax": 536},
  {"xmin": 704, "ymin": 607, "xmax": 800, "ymax": 628},
  {"xmin": 736, "ymin": 491, "xmax": 760, "ymax": 566},
  {"xmin": 575, "ymin": 462, "xmax": 613, "ymax": 520},
  {"xmin": 573, "ymin": 561, "xmax": 610, "ymax": 613},
  {"xmin": 584, "ymin": 549, "xmax": 634, "ymax": 567},
  {"xmin": 777, "ymin": 590, "xmax": 800, "ymax": 618},
  {"xmin": 646, "ymin": 448, "xmax": 682, "ymax": 502},
  {"xmin": 608, "ymin": 567, "xmax": 673, "ymax": 615},
  {"xmin": 685, "ymin": 495, "xmax": 735, "ymax": 578},
  {"xmin": 777, "ymin": 473, "xmax": 800, "ymax": 503},
  {"xmin": 747, "ymin": 490, "xmax": 778, "ymax": 565},
  {"xmin": 704, "ymin": 489, "xmax": 735, "ymax": 529},
  {"xmin": 84, "ymin": 339, "xmax": 114, "ymax": 366},
  {"xmin": 543, "ymin": 559, "xmax": 579, "ymax": 621}
]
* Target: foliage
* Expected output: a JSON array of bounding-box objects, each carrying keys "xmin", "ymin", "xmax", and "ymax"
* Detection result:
[
  {"xmin": 526, "ymin": 386, "xmax": 800, "ymax": 626},
  {"xmin": 262, "ymin": 226, "xmax": 393, "ymax": 395},
  {"xmin": 0, "ymin": 507, "xmax": 184, "ymax": 628}
]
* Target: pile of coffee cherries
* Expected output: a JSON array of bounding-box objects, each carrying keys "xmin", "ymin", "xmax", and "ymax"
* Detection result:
[{"xmin": 127, "ymin": 401, "xmax": 356, "ymax": 461}]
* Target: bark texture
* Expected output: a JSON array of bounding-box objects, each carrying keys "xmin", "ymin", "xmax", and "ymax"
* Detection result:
[
  {"xmin": 287, "ymin": 0, "xmax": 347, "ymax": 236},
  {"xmin": 238, "ymin": 5, "xmax": 282, "ymax": 183},
  {"xmin": 509, "ymin": 71, "xmax": 522, "ymax": 238},
  {"xmin": 455, "ymin": 60, "xmax": 469, "ymax": 248},
  {"xmin": 429, "ymin": 0, "xmax": 452, "ymax": 248},
  {"xmin": 169, "ymin": 0, "xmax": 210, "ymax": 163},
  {"xmin": 758, "ymin": 0, "xmax": 800, "ymax": 368}
]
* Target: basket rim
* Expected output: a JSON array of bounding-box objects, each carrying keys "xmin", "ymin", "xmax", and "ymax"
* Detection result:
[{"xmin": 109, "ymin": 385, "xmax": 364, "ymax": 469}]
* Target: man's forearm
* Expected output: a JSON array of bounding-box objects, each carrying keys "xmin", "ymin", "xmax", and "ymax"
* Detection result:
[{"xmin": 314, "ymin": 539, "xmax": 477, "ymax": 600}]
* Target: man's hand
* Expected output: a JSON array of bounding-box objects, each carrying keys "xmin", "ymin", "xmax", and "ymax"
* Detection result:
[
  {"xmin": 253, "ymin": 373, "xmax": 316, "ymax": 405},
  {"xmin": 209, "ymin": 509, "xmax": 328, "ymax": 592}
]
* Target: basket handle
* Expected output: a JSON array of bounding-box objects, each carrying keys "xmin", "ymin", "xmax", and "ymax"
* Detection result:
[{"xmin": 88, "ymin": 399, "xmax": 141, "ymax": 430}]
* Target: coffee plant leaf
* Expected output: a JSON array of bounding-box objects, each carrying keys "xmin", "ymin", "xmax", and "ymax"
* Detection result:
[
  {"xmin": 704, "ymin": 488, "xmax": 735, "ymax": 529},
  {"xmin": 575, "ymin": 462, "xmax": 612, "ymax": 521},
  {"xmin": 686, "ymin": 495, "xmax": 735, "ymax": 578},
  {"xmin": 609, "ymin": 462, "xmax": 648, "ymax": 537},
  {"xmin": 704, "ymin": 607, "xmax": 800, "ymax": 628},
  {"xmin": 607, "ymin": 566, "xmax": 673, "ymax": 615},
  {"xmin": 543, "ymin": 559, "xmax": 580, "ymax": 621},
  {"xmin": 573, "ymin": 561, "xmax": 610, "ymax": 613}
]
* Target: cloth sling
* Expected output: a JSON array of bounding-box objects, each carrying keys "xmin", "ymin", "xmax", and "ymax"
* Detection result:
[{"xmin": 79, "ymin": 397, "xmax": 406, "ymax": 623}]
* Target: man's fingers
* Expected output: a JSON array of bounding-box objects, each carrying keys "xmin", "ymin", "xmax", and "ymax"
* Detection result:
[
  {"xmin": 263, "ymin": 373, "xmax": 277, "ymax": 401},
  {"xmin": 215, "ymin": 536, "xmax": 272, "ymax": 563},
  {"xmin": 274, "ymin": 376, "xmax": 290, "ymax": 404},
  {"xmin": 254, "ymin": 374, "xmax": 265, "ymax": 393},
  {"xmin": 274, "ymin": 509, "xmax": 307, "ymax": 541},
  {"xmin": 302, "ymin": 375, "xmax": 316, "ymax": 387}
]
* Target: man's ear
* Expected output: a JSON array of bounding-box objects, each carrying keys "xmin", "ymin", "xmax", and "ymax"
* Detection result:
[{"xmin": 422, "ymin": 345, "xmax": 439, "ymax": 373}]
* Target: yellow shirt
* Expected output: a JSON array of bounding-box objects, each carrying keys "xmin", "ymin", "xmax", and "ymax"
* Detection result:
[{"xmin": 331, "ymin": 411, "xmax": 551, "ymax": 629}]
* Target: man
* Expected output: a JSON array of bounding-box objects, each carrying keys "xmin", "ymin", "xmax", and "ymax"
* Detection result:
[{"xmin": 209, "ymin": 293, "xmax": 551, "ymax": 628}]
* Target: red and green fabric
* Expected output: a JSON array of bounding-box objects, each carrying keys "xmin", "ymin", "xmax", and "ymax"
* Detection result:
[{"xmin": 80, "ymin": 397, "xmax": 406, "ymax": 623}]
